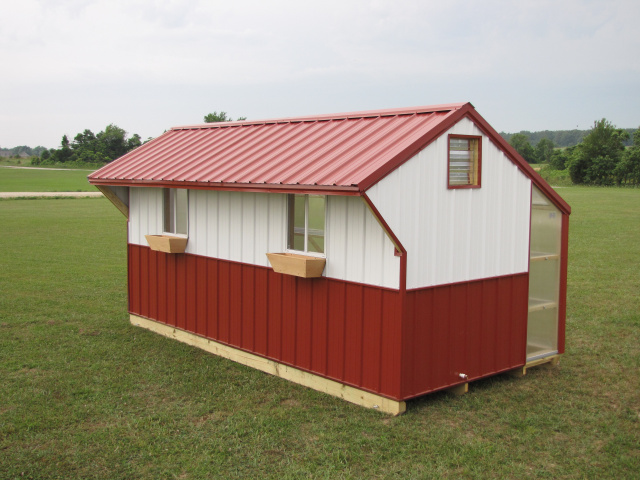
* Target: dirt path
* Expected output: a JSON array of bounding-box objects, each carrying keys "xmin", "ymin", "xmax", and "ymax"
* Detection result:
[{"xmin": 0, "ymin": 191, "xmax": 103, "ymax": 198}]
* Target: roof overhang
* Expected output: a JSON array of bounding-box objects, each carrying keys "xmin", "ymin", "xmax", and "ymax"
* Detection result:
[{"xmin": 89, "ymin": 178, "xmax": 361, "ymax": 196}]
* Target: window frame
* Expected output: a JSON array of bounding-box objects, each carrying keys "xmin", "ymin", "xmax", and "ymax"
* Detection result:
[
  {"xmin": 285, "ymin": 193, "xmax": 327, "ymax": 258},
  {"xmin": 163, "ymin": 188, "xmax": 189, "ymax": 237},
  {"xmin": 447, "ymin": 134, "xmax": 482, "ymax": 189}
]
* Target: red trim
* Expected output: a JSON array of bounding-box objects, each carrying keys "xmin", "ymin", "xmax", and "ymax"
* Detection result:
[
  {"xmin": 557, "ymin": 213, "xmax": 569, "ymax": 354},
  {"xmin": 447, "ymin": 134, "xmax": 482, "ymax": 189},
  {"xmin": 89, "ymin": 178, "xmax": 360, "ymax": 196}
]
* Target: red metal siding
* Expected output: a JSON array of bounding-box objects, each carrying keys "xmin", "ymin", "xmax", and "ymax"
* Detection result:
[
  {"xmin": 402, "ymin": 274, "xmax": 529, "ymax": 399},
  {"xmin": 128, "ymin": 244, "xmax": 404, "ymax": 399}
]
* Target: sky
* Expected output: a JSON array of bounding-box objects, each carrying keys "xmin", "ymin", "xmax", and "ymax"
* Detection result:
[{"xmin": 2, "ymin": 0, "xmax": 639, "ymax": 149}]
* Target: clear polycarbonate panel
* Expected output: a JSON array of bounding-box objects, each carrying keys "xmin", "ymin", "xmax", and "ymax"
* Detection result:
[
  {"xmin": 527, "ymin": 308, "xmax": 558, "ymax": 358},
  {"xmin": 287, "ymin": 194, "xmax": 306, "ymax": 251},
  {"xmin": 307, "ymin": 195, "xmax": 325, "ymax": 254},
  {"xmin": 529, "ymin": 260, "xmax": 560, "ymax": 305},
  {"xmin": 527, "ymin": 186, "xmax": 561, "ymax": 360},
  {"xmin": 530, "ymin": 187, "xmax": 561, "ymax": 257}
]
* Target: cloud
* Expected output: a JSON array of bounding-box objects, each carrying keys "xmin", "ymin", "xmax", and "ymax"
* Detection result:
[{"xmin": 2, "ymin": 0, "xmax": 640, "ymax": 146}]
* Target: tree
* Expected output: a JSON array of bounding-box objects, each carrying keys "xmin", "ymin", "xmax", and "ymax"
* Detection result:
[
  {"xmin": 509, "ymin": 133, "xmax": 535, "ymax": 163},
  {"xmin": 548, "ymin": 148, "xmax": 571, "ymax": 170},
  {"xmin": 567, "ymin": 118, "xmax": 628, "ymax": 185},
  {"xmin": 96, "ymin": 124, "xmax": 130, "ymax": 160},
  {"xmin": 42, "ymin": 124, "xmax": 142, "ymax": 165},
  {"xmin": 204, "ymin": 111, "xmax": 246, "ymax": 123},
  {"xmin": 534, "ymin": 138, "xmax": 555, "ymax": 164},
  {"xmin": 613, "ymin": 127, "xmax": 640, "ymax": 185}
]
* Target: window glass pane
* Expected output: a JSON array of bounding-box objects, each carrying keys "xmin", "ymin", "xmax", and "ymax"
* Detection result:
[
  {"xmin": 307, "ymin": 195, "xmax": 325, "ymax": 254},
  {"xmin": 287, "ymin": 194, "xmax": 306, "ymax": 251},
  {"xmin": 175, "ymin": 189, "xmax": 188, "ymax": 235},
  {"xmin": 449, "ymin": 137, "xmax": 480, "ymax": 186}
]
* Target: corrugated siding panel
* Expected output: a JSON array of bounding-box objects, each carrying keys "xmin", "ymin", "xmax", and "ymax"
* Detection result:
[
  {"xmin": 326, "ymin": 196, "xmax": 400, "ymax": 289},
  {"xmin": 366, "ymin": 118, "xmax": 531, "ymax": 289},
  {"xmin": 128, "ymin": 187, "xmax": 162, "ymax": 245},
  {"xmin": 402, "ymin": 274, "xmax": 528, "ymax": 398},
  {"xmin": 128, "ymin": 244, "xmax": 404, "ymax": 399},
  {"xmin": 128, "ymin": 188, "xmax": 400, "ymax": 289}
]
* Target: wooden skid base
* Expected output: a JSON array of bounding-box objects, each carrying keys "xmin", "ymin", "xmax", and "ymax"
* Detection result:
[
  {"xmin": 130, "ymin": 314, "xmax": 406, "ymax": 416},
  {"xmin": 446, "ymin": 383, "xmax": 469, "ymax": 396},
  {"xmin": 509, "ymin": 354, "xmax": 561, "ymax": 377}
]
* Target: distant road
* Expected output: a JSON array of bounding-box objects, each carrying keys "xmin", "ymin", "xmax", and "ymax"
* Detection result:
[
  {"xmin": 0, "ymin": 165, "xmax": 94, "ymax": 172},
  {"xmin": 0, "ymin": 191, "xmax": 103, "ymax": 198}
]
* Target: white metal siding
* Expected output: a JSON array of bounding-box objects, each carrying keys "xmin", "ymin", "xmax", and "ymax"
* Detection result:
[
  {"xmin": 128, "ymin": 187, "xmax": 163, "ymax": 245},
  {"xmin": 366, "ymin": 118, "xmax": 532, "ymax": 290},
  {"xmin": 325, "ymin": 196, "xmax": 399, "ymax": 289},
  {"xmin": 128, "ymin": 188, "xmax": 399, "ymax": 289}
]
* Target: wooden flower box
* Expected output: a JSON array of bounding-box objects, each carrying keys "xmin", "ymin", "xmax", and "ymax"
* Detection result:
[
  {"xmin": 266, "ymin": 253, "xmax": 326, "ymax": 278},
  {"xmin": 145, "ymin": 235, "xmax": 188, "ymax": 254}
]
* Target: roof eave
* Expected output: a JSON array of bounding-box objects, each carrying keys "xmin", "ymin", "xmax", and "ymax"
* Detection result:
[{"xmin": 87, "ymin": 178, "xmax": 361, "ymax": 196}]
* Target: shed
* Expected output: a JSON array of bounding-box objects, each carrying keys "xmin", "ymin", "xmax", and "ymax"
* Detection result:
[{"xmin": 88, "ymin": 102, "xmax": 570, "ymax": 415}]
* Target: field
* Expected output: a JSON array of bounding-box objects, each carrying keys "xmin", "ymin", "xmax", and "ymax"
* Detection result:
[
  {"xmin": 1, "ymin": 189, "xmax": 639, "ymax": 479},
  {"xmin": 0, "ymin": 167, "xmax": 97, "ymax": 192}
]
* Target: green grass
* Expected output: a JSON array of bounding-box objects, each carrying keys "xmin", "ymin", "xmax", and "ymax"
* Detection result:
[
  {"xmin": 1, "ymin": 191, "xmax": 639, "ymax": 479},
  {"xmin": 0, "ymin": 167, "xmax": 97, "ymax": 192}
]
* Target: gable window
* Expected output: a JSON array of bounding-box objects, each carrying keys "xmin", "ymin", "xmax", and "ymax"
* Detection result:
[
  {"xmin": 163, "ymin": 188, "xmax": 188, "ymax": 236},
  {"xmin": 448, "ymin": 135, "xmax": 481, "ymax": 188},
  {"xmin": 287, "ymin": 194, "xmax": 325, "ymax": 255}
]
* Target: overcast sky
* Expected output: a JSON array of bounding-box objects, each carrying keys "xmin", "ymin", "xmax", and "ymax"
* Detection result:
[{"xmin": 2, "ymin": 0, "xmax": 639, "ymax": 148}]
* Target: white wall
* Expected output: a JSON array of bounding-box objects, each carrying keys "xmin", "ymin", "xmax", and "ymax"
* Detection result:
[
  {"xmin": 128, "ymin": 188, "xmax": 400, "ymax": 289},
  {"xmin": 326, "ymin": 196, "xmax": 399, "ymax": 289},
  {"xmin": 366, "ymin": 117, "xmax": 532, "ymax": 290}
]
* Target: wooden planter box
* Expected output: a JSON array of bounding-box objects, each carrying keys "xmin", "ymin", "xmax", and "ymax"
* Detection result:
[
  {"xmin": 145, "ymin": 235, "xmax": 188, "ymax": 254},
  {"xmin": 266, "ymin": 253, "xmax": 326, "ymax": 278}
]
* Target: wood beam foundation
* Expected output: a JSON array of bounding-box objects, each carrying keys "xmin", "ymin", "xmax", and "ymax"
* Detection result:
[{"xmin": 130, "ymin": 314, "xmax": 407, "ymax": 416}]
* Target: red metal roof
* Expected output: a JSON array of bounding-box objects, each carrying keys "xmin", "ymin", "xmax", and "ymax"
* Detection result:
[
  {"xmin": 88, "ymin": 103, "xmax": 468, "ymax": 194},
  {"xmin": 88, "ymin": 102, "xmax": 570, "ymax": 214}
]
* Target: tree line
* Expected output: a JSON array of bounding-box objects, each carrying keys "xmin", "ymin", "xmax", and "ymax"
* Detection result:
[
  {"xmin": 32, "ymin": 125, "xmax": 143, "ymax": 166},
  {"xmin": 506, "ymin": 119, "xmax": 640, "ymax": 186},
  {"xmin": 7, "ymin": 112, "xmax": 639, "ymax": 185},
  {"xmin": 500, "ymin": 128, "xmax": 635, "ymax": 149},
  {"xmin": 0, "ymin": 145, "xmax": 48, "ymax": 158}
]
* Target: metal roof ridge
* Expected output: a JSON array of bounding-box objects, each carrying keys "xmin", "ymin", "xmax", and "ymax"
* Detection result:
[{"xmin": 170, "ymin": 102, "xmax": 471, "ymax": 131}]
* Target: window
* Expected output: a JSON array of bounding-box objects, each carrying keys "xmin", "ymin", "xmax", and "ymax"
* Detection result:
[
  {"xmin": 163, "ymin": 188, "xmax": 188, "ymax": 236},
  {"xmin": 448, "ymin": 135, "xmax": 481, "ymax": 188},
  {"xmin": 287, "ymin": 194, "xmax": 325, "ymax": 255}
]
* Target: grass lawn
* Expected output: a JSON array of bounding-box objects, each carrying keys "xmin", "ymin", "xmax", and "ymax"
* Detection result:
[
  {"xmin": 0, "ymin": 190, "xmax": 638, "ymax": 479},
  {"xmin": 0, "ymin": 167, "xmax": 97, "ymax": 192}
]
